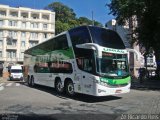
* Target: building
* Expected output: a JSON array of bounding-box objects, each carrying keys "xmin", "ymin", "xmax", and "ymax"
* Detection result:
[
  {"xmin": 106, "ymin": 19, "xmax": 156, "ymax": 78},
  {"xmin": 0, "ymin": 4, "xmax": 55, "ymax": 70}
]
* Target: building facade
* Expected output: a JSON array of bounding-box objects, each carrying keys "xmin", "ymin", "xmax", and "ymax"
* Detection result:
[
  {"xmin": 106, "ymin": 19, "xmax": 156, "ymax": 78},
  {"xmin": 0, "ymin": 4, "xmax": 55, "ymax": 69}
]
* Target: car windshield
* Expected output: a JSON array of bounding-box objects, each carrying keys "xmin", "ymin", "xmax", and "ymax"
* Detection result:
[
  {"xmin": 11, "ymin": 69, "xmax": 22, "ymax": 73},
  {"xmin": 97, "ymin": 52, "xmax": 129, "ymax": 77}
]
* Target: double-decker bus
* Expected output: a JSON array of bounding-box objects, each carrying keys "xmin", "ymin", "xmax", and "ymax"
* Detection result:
[{"xmin": 24, "ymin": 26, "xmax": 131, "ymax": 96}]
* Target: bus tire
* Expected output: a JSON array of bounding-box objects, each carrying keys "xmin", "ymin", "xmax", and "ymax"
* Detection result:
[
  {"xmin": 65, "ymin": 81, "xmax": 75, "ymax": 96},
  {"xmin": 55, "ymin": 79, "xmax": 64, "ymax": 94},
  {"xmin": 30, "ymin": 76, "xmax": 35, "ymax": 87}
]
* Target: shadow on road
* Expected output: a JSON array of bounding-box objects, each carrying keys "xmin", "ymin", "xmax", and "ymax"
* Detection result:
[
  {"xmin": 131, "ymin": 78, "xmax": 160, "ymax": 91},
  {"xmin": 23, "ymin": 83, "xmax": 122, "ymax": 103}
]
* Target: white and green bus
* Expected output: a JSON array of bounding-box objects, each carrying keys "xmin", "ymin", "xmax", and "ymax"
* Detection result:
[{"xmin": 24, "ymin": 26, "xmax": 131, "ymax": 96}]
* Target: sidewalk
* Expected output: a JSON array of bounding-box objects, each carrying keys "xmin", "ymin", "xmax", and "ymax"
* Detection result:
[{"xmin": 131, "ymin": 78, "xmax": 160, "ymax": 90}]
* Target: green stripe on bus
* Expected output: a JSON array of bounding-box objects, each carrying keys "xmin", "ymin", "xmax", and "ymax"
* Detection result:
[
  {"xmin": 34, "ymin": 47, "xmax": 74, "ymax": 62},
  {"xmin": 100, "ymin": 76, "xmax": 130, "ymax": 85}
]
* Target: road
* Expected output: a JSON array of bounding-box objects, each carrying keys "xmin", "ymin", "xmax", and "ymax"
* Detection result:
[{"xmin": 0, "ymin": 78, "xmax": 160, "ymax": 120}]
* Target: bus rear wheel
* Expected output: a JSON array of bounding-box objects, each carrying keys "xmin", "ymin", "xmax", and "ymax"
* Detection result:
[
  {"xmin": 55, "ymin": 80, "xmax": 64, "ymax": 94},
  {"xmin": 65, "ymin": 81, "xmax": 75, "ymax": 96},
  {"xmin": 30, "ymin": 76, "xmax": 35, "ymax": 87},
  {"xmin": 28, "ymin": 76, "xmax": 34, "ymax": 87}
]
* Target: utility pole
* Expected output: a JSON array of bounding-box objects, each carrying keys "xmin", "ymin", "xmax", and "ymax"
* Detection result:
[{"xmin": 92, "ymin": 11, "xmax": 94, "ymax": 26}]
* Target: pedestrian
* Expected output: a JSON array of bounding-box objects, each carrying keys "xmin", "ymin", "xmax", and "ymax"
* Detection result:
[
  {"xmin": 139, "ymin": 68, "xmax": 146, "ymax": 83},
  {"xmin": 139, "ymin": 68, "xmax": 143, "ymax": 83}
]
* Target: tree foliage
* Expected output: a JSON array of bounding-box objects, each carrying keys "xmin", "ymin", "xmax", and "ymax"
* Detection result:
[
  {"xmin": 107, "ymin": 0, "xmax": 160, "ymax": 75},
  {"xmin": 46, "ymin": 2, "xmax": 102, "ymax": 34}
]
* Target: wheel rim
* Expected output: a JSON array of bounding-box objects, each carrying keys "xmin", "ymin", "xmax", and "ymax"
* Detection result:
[
  {"xmin": 56, "ymin": 81, "xmax": 63, "ymax": 92},
  {"xmin": 67, "ymin": 83, "xmax": 74, "ymax": 95}
]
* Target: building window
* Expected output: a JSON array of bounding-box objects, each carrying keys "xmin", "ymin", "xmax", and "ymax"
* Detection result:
[
  {"xmin": 7, "ymin": 39, "xmax": 17, "ymax": 46},
  {"xmin": 0, "ymin": 20, "xmax": 3, "ymax": 26},
  {"xmin": 43, "ymin": 24, "xmax": 48, "ymax": 29},
  {"xmin": 0, "ymin": 11, "xmax": 6, "ymax": 16},
  {"xmin": 10, "ymin": 11, "xmax": 18, "ymax": 17},
  {"xmin": 21, "ymin": 41, "xmax": 25, "ymax": 47},
  {"xmin": 9, "ymin": 21, "xmax": 17, "ymax": 27},
  {"xmin": 31, "ymin": 14, "xmax": 39, "ymax": 19},
  {"xmin": 0, "ymin": 40, "xmax": 3, "ymax": 47},
  {"xmin": 43, "ymin": 33, "xmax": 47, "ymax": 39},
  {"xmin": 30, "ymin": 23, "xmax": 39, "ymax": 28},
  {"xmin": 22, "ymin": 22, "xmax": 26, "ymax": 28},
  {"xmin": 7, "ymin": 50, "xmax": 16, "ymax": 58},
  {"xmin": 21, "ymin": 13, "xmax": 28, "ymax": 18},
  {"xmin": 0, "ymin": 51, "xmax": 2, "ymax": 57},
  {"xmin": 30, "ymin": 32, "xmax": 38, "ymax": 39},
  {"xmin": 21, "ymin": 32, "xmax": 26, "ymax": 38},
  {"xmin": 12, "ymin": 40, "xmax": 17, "ymax": 46},
  {"xmin": 29, "ymin": 41, "xmax": 38, "ymax": 48},
  {"xmin": 42, "ymin": 15, "xmax": 49, "ymax": 20},
  {"xmin": 8, "ymin": 31, "xmax": 17, "ymax": 37}
]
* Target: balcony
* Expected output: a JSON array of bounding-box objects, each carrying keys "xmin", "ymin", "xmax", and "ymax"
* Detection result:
[
  {"xmin": 6, "ymin": 45, "xmax": 17, "ymax": 50},
  {"xmin": 0, "ymin": 11, "xmax": 6, "ymax": 17},
  {"xmin": 21, "ymin": 12, "xmax": 28, "ymax": 19},
  {"xmin": 10, "ymin": 11, "xmax": 18, "ymax": 18}
]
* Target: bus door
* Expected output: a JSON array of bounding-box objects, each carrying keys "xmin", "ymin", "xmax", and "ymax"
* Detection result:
[{"xmin": 77, "ymin": 57, "xmax": 94, "ymax": 94}]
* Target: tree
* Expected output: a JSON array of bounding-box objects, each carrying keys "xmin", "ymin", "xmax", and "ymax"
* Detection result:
[
  {"xmin": 46, "ymin": 2, "xmax": 76, "ymax": 23},
  {"xmin": 78, "ymin": 17, "xmax": 103, "ymax": 27},
  {"xmin": 55, "ymin": 21, "xmax": 70, "ymax": 35},
  {"xmin": 46, "ymin": 2, "xmax": 77, "ymax": 34},
  {"xmin": 78, "ymin": 17, "xmax": 92, "ymax": 25},
  {"xmin": 46, "ymin": 2, "xmax": 103, "ymax": 34},
  {"xmin": 107, "ymin": 0, "xmax": 160, "ymax": 77}
]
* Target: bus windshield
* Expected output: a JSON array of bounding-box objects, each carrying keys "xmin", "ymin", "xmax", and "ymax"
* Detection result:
[
  {"xmin": 97, "ymin": 52, "xmax": 129, "ymax": 77},
  {"xmin": 89, "ymin": 26, "xmax": 125, "ymax": 49}
]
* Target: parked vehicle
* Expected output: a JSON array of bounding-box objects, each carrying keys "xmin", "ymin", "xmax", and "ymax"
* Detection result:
[{"xmin": 9, "ymin": 65, "xmax": 23, "ymax": 81}]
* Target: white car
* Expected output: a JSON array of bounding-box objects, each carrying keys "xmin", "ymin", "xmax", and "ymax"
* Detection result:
[{"xmin": 9, "ymin": 65, "xmax": 23, "ymax": 81}]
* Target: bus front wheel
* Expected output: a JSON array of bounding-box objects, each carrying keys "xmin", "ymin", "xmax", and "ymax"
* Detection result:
[{"xmin": 65, "ymin": 81, "xmax": 75, "ymax": 96}]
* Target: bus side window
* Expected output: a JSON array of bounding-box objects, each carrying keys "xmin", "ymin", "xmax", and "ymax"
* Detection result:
[
  {"xmin": 49, "ymin": 61, "xmax": 73, "ymax": 73},
  {"xmin": 77, "ymin": 58, "xmax": 83, "ymax": 69},
  {"xmin": 77, "ymin": 57, "xmax": 93, "ymax": 73}
]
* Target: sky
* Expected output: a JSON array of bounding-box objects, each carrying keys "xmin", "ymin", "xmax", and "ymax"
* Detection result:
[{"xmin": 0, "ymin": 0, "xmax": 115, "ymax": 25}]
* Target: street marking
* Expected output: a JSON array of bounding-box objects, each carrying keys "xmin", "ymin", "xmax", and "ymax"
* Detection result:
[
  {"xmin": 0, "ymin": 86, "xmax": 4, "ymax": 91},
  {"xmin": 15, "ymin": 83, "xmax": 20, "ymax": 86},
  {"xmin": 0, "ymin": 83, "xmax": 5, "ymax": 86},
  {"xmin": 6, "ymin": 83, "xmax": 13, "ymax": 86}
]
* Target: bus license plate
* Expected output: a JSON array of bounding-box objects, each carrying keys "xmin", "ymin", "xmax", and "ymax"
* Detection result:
[{"xmin": 115, "ymin": 89, "xmax": 122, "ymax": 93}]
